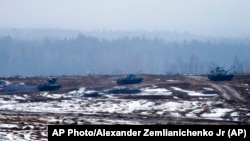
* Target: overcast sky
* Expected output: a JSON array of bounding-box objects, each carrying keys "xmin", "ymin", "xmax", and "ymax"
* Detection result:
[{"xmin": 1, "ymin": 0, "xmax": 250, "ymax": 37}]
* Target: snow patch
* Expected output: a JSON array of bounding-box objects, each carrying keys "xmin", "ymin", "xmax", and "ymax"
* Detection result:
[
  {"xmin": 141, "ymin": 88, "xmax": 172, "ymax": 95},
  {"xmin": 45, "ymin": 94, "xmax": 63, "ymax": 99},
  {"xmin": 231, "ymin": 112, "xmax": 239, "ymax": 117},
  {"xmin": 19, "ymin": 82, "xmax": 25, "ymax": 85},
  {"xmin": 6, "ymin": 133, "xmax": 27, "ymax": 141},
  {"xmin": 171, "ymin": 87, "xmax": 217, "ymax": 97},
  {"xmin": 66, "ymin": 87, "xmax": 86, "ymax": 97},
  {"xmin": 0, "ymin": 124, "xmax": 19, "ymax": 128},
  {"xmin": 203, "ymin": 87, "xmax": 214, "ymax": 91},
  {"xmin": 13, "ymin": 95, "xmax": 26, "ymax": 100},
  {"xmin": 201, "ymin": 108, "xmax": 233, "ymax": 119},
  {"xmin": 166, "ymin": 80, "xmax": 177, "ymax": 82},
  {"xmin": 3, "ymin": 80, "xmax": 11, "ymax": 85}
]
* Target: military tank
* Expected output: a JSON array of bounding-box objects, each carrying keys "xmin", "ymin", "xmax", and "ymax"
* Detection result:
[
  {"xmin": 37, "ymin": 77, "xmax": 61, "ymax": 91},
  {"xmin": 207, "ymin": 67, "xmax": 234, "ymax": 81},
  {"xmin": 117, "ymin": 70, "xmax": 143, "ymax": 85}
]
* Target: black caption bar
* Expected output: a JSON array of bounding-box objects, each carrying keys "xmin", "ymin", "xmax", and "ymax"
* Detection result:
[{"xmin": 48, "ymin": 125, "xmax": 250, "ymax": 140}]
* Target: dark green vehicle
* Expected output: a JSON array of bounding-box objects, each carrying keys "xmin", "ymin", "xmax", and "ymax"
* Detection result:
[
  {"xmin": 117, "ymin": 74, "xmax": 143, "ymax": 85},
  {"xmin": 207, "ymin": 67, "xmax": 234, "ymax": 81},
  {"xmin": 117, "ymin": 70, "xmax": 143, "ymax": 85},
  {"xmin": 37, "ymin": 77, "xmax": 61, "ymax": 91}
]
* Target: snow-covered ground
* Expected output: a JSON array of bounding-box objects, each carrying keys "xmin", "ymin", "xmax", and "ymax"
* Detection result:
[{"xmin": 0, "ymin": 78, "xmax": 249, "ymax": 140}]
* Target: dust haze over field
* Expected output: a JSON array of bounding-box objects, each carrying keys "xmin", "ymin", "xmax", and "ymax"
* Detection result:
[
  {"xmin": 1, "ymin": 29, "xmax": 250, "ymax": 76},
  {"xmin": 1, "ymin": 0, "xmax": 250, "ymax": 140}
]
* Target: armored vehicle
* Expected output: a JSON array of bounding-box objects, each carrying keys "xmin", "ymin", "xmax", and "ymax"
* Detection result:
[
  {"xmin": 207, "ymin": 67, "xmax": 234, "ymax": 81},
  {"xmin": 37, "ymin": 77, "xmax": 61, "ymax": 91},
  {"xmin": 117, "ymin": 74, "xmax": 143, "ymax": 85},
  {"xmin": 117, "ymin": 70, "xmax": 143, "ymax": 85}
]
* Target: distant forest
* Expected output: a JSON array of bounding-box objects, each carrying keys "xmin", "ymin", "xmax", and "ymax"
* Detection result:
[{"xmin": 0, "ymin": 34, "xmax": 250, "ymax": 76}]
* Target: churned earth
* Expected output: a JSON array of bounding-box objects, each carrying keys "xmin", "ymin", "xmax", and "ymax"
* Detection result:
[{"xmin": 0, "ymin": 74, "xmax": 250, "ymax": 140}]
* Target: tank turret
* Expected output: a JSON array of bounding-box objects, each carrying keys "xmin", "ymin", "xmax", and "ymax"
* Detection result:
[
  {"xmin": 37, "ymin": 77, "xmax": 61, "ymax": 91},
  {"xmin": 207, "ymin": 67, "xmax": 234, "ymax": 81}
]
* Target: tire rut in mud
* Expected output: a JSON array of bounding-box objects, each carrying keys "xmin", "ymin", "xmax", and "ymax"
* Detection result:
[{"xmin": 186, "ymin": 75, "xmax": 245, "ymax": 102}]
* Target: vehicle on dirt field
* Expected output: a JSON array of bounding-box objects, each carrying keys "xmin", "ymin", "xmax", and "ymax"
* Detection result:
[
  {"xmin": 207, "ymin": 67, "xmax": 234, "ymax": 81},
  {"xmin": 116, "ymin": 70, "xmax": 143, "ymax": 85},
  {"xmin": 37, "ymin": 77, "xmax": 61, "ymax": 91}
]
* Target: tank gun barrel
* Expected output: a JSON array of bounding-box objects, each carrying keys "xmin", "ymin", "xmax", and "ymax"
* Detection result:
[
  {"xmin": 225, "ymin": 66, "xmax": 234, "ymax": 72},
  {"xmin": 135, "ymin": 69, "xmax": 143, "ymax": 74}
]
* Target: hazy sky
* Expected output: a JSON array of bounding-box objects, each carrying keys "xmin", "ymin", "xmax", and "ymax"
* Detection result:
[{"xmin": 1, "ymin": 0, "xmax": 250, "ymax": 37}]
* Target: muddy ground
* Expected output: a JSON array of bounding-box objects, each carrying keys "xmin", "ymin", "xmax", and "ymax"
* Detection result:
[{"xmin": 0, "ymin": 74, "xmax": 250, "ymax": 140}]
